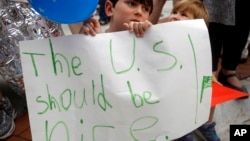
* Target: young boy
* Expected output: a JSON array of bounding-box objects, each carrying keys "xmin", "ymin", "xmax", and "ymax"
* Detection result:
[
  {"xmin": 74, "ymin": 0, "xmax": 220, "ymax": 140},
  {"xmin": 77, "ymin": 0, "xmax": 153, "ymax": 37}
]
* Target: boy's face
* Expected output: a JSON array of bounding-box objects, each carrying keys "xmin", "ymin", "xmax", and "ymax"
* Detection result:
[
  {"xmin": 167, "ymin": 9, "xmax": 194, "ymax": 22},
  {"xmin": 106, "ymin": 0, "xmax": 151, "ymax": 32}
]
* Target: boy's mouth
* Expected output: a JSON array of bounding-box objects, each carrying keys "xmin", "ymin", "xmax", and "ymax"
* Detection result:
[{"xmin": 130, "ymin": 19, "xmax": 140, "ymax": 22}]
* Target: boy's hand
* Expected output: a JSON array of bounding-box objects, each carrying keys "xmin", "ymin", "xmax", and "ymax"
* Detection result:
[
  {"xmin": 79, "ymin": 17, "xmax": 102, "ymax": 36},
  {"xmin": 124, "ymin": 20, "xmax": 152, "ymax": 37}
]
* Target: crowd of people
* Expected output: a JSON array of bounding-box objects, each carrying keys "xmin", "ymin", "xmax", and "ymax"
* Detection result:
[{"xmin": 1, "ymin": 0, "xmax": 249, "ymax": 140}]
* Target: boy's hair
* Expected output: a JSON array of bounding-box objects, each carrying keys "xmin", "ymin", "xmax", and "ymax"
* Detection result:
[
  {"xmin": 109, "ymin": 0, "xmax": 154, "ymax": 14},
  {"xmin": 173, "ymin": 0, "xmax": 209, "ymax": 26}
]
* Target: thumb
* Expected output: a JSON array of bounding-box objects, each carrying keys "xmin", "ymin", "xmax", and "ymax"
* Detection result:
[{"xmin": 123, "ymin": 23, "xmax": 133, "ymax": 32}]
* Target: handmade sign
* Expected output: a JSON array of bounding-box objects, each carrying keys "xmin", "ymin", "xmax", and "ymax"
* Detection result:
[{"xmin": 19, "ymin": 19, "xmax": 212, "ymax": 141}]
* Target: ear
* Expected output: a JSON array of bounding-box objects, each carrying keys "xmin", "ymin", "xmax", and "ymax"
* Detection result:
[{"xmin": 105, "ymin": 0, "xmax": 114, "ymax": 17}]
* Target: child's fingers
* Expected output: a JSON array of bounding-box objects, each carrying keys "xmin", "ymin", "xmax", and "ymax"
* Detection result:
[
  {"xmin": 133, "ymin": 23, "xmax": 143, "ymax": 37},
  {"xmin": 123, "ymin": 23, "xmax": 129, "ymax": 30},
  {"xmin": 85, "ymin": 23, "xmax": 97, "ymax": 36},
  {"xmin": 140, "ymin": 20, "xmax": 152, "ymax": 32},
  {"xmin": 88, "ymin": 17, "xmax": 102, "ymax": 34},
  {"xmin": 89, "ymin": 28, "xmax": 97, "ymax": 36},
  {"xmin": 124, "ymin": 21, "xmax": 152, "ymax": 37},
  {"xmin": 80, "ymin": 22, "xmax": 97, "ymax": 36},
  {"xmin": 134, "ymin": 21, "xmax": 152, "ymax": 37},
  {"xmin": 90, "ymin": 17, "xmax": 101, "ymax": 29},
  {"xmin": 123, "ymin": 22, "xmax": 134, "ymax": 32},
  {"xmin": 144, "ymin": 20, "xmax": 153, "ymax": 29},
  {"xmin": 79, "ymin": 16, "xmax": 102, "ymax": 36},
  {"xmin": 79, "ymin": 25, "xmax": 89, "ymax": 34}
]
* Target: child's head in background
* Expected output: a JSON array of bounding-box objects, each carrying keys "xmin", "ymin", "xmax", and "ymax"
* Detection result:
[
  {"xmin": 105, "ymin": 0, "xmax": 154, "ymax": 32},
  {"xmin": 160, "ymin": 0, "xmax": 209, "ymax": 26}
]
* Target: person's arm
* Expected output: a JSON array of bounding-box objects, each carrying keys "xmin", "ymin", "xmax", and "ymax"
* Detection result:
[{"xmin": 149, "ymin": 0, "xmax": 167, "ymax": 24}]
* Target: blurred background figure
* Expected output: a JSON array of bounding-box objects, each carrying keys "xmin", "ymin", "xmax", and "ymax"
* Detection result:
[{"xmin": 203, "ymin": 0, "xmax": 250, "ymax": 95}]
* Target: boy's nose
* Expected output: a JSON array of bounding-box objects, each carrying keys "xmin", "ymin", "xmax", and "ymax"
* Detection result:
[{"xmin": 134, "ymin": 6, "xmax": 143, "ymax": 16}]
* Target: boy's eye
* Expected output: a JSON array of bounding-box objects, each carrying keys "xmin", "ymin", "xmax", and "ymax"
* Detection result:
[
  {"xmin": 126, "ymin": 1, "xmax": 137, "ymax": 6},
  {"xmin": 172, "ymin": 10, "xmax": 177, "ymax": 14},
  {"xmin": 142, "ymin": 6, "xmax": 150, "ymax": 12},
  {"xmin": 181, "ymin": 12, "xmax": 188, "ymax": 17},
  {"xmin": 125, "ymin": 0, "xmax": 151, "ymax": 13}
]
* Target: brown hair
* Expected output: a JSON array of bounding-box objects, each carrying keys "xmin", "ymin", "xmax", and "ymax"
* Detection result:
[
  {"xmin": 109, "ymin": 0, "xmax": 153, "ymax": 14},
  {"xmin": 173, "ymin": 0, "xmax": 209, "ymax": 26}
]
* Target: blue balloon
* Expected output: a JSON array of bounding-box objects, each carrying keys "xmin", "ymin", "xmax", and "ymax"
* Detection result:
[{"xmin": 28, "ymin": 0, "xmax": 99, "ymax": 24}]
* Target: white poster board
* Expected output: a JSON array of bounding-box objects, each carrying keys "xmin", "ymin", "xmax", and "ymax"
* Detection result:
[{"xmin": 19, "ymin": 19, "xmax": 212, "ymax": 141}]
